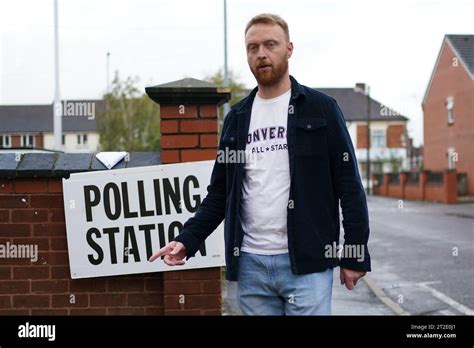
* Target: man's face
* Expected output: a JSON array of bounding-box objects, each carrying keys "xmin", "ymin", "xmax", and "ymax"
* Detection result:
[{"xmin": 245, "ymin": 23, "xmax": 293, "ymax": 87}]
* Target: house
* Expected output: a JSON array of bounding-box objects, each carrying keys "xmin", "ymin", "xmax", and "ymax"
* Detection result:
[
  {"xmin": 0, "ymin": 100, "xmax": 104, "ymax": 152},
  {"xmin": 422, "ymin": 34, "xmax": 474, "ymax": 195},
  {"xmin": 318, "ymin": 83, "xmax": 410, "ymax": 188}
]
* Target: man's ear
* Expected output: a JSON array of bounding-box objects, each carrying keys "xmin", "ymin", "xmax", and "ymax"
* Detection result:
[{"xmin": 287, "ymin": 41, "xmax": 294, "ymax": 58}]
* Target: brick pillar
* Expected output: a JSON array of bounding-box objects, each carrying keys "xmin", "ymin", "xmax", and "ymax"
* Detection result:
[
  {"xmin": 146, "ymin": 78, "xmax": 230, "ymax": 315},
  {"xmin": 443, "ymin": 170, "xmax": 457, "ymax": 204},
  {"xmin": 400, "ymin": 172, "xmax": 408, "ymax": 199},
  {"xmin": 420, "ymin": 171, "xmax": 429, "ymax": 200},
  {"xmin": 382, "ymin": 173, "xmax": 390, "ymax": 196}
]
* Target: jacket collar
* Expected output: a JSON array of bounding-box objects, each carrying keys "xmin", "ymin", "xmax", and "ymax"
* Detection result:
[{"xmin": 234, "ymin": 75, "xmax": 305, "ymax": 114}]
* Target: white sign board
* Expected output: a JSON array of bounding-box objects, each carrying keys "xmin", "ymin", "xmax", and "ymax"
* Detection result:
[{"xmin": 62, "ymin": 160, "xmax": 225, "ymax": 279}]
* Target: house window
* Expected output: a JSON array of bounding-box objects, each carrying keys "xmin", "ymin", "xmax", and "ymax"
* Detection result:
[
  {"xmin": 77, "ymin": 134, "xmax": 88, "ymax": 145},
  {"xmin": 0, "ymin": 135, "xmax": 11, "ymax": 148},
  {"xmin": 21, "ymin": 135, "xmax": 34, "ymax": 148},
  {"xmin": 371, "ymin": 129, "xmax": 386, "ymax": 148},
  {"xmin": 446, "ymin": 96, "xmax": 454, "ymax": 125},
  {"xmin": 62, "ymin": 134, "xmax": 65, "ymax": 145},
  {"xmin": 448, "ymin": 147, "xmax": 456, "ymax": 169}
]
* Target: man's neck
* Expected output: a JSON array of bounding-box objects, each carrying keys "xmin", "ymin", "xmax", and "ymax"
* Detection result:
[{"xmin": 256, "ymin": 74, "xmax": 291, "ymax": 99}]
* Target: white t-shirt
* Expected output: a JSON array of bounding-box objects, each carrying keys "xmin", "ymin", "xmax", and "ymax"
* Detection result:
[{"xmin": 240, "ymin": 88, "xmax": 291, "ymax": 255}]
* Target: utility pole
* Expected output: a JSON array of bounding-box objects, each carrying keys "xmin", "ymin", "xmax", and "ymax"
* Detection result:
[
  {"xmin": 106, "ymin": 52, "xmax": 110, "ymax": 94},
  {"xmin": 53, "ymin": 0, "xmax": 62, "ymax": 150},
  {"xmin": 366, "ymin": 85, "xmax": 371, "ymax": 195}
]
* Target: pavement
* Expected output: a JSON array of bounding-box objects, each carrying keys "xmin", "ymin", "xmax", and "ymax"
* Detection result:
[{"xmin": 222, "ymin": 195, "xmax": 474, "ymax": 315}]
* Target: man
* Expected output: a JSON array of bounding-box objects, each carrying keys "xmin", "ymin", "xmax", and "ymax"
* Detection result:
[{"xmin": 149, "ymin": 13, "xmax": 371, "ymax": 315}]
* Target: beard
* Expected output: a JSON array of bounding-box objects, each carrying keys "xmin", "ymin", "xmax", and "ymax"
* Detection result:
[{"xmin": 250, "ymin": 56, "xmax": 289, "ymax": 87}]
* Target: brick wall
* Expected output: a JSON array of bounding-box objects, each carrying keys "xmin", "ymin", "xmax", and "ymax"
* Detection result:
[
  {"xmin": 387, "ymin": 125, "xmax": 404, "ymax": 148},
  {"xmin": 356, "ymin": 125, "xmax": 369, "ymax": 149},
  {"xmin": 423, "ymin": 39, "xmax": 474, "ymax": 195}
]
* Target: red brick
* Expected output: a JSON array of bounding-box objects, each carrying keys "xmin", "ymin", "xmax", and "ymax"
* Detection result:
[
  {"xmin": 50, "ymin": 265, "xmax": 70, "ymax": 279},
  {"xmin": 33, "ymin": 223, "xmax": 66, "ymax": 237},
  {"xmin": 107, "ymin": 278, "xmax": 145, "ymax": 292},
  {"xmin": 70, "ymin": 308, "xmax": 107, "ymax": 315},
  {"xmin": 13, "ymin": 295, "xmax": 50, "ymax": 308},
  {"xmin": 49, "ymin": 208, "xmax": 65, "ymax": 222},
  {"xmin": 164, "ymin": 309, "xmax": 201, "ymax": 316},
  {"xmin": 161, "ymin": 120, "xmax": 179, "ymax": 134},
  {"xmin": 180, "ymin": 119, "xmax": 217, "ymax": 133},
  {"xmin": 0, "ymin": 309, "xmax": 30, "ymax": 315},
  {"xmin": 14, "ymin": 180, "xmax": 48, "ymax": 193},
  {"xmin": 32, "ymin": 309, "xmax": 68, "ymax": 315},
  {"xmin": 163, "ymin": 271, "xmax": 182, "ymax": 280},
  {"xmin": 128, "ymin": 293, "xmax": 163, "ymax": 307},
  {"xmin": 0, "ymin": 195, "xmax": 29, "ymax": 208},
  {"xmin": 13, "ymin": 266, "xmax": 49, "ymax": 280},
  {"xmin": 0, "ymin": 281, "xmax": 29, "ymax": 294},
  {"xmin": 0, "ymin": 181, "xmax": 14, "ymax": 194},
  {"xmin": 160, "ymin": 105, "xmax": 198, "ymax": 118},
  {"xmin": 183, "ymin": 295, "xmax": 221, "ymax": 309},
  {"xmin": 32, "ymin": 280, "xmax": 68, "ymax": 293},
  {"xmin": 160, "ymin": 150, "xmax": 180, "ymax": 164},
  {"xmin": 108, "ymin": 307, "xmax": 146, "ymax": 315},
  {"xmin": 145, "ymin": 307, "xmax": 164, "ymax": 315},
  {"xmin": 164, "ymin": 295, "xmax": 184, "ymax": 309},
  {"xmin": 50, "ymin": 237, "xmax": 68, "ymax": 251},
  {"xmin": 387, "ymin": 125, "xmax": 405, "ymax": 148},
  {"xmin": 356, "ymin": 125, "xmax": 369, "ymax": 149},
  {"xmin": 12, "ymin": 237, "xmax": 49, "ymax": 251},
  {"xmin": 11, "ymin": 209, "xmax": 48, "ymax": 223},
  {"xmin": 161, "ymin": 135, "xmax": 198, "ymax": 149},
  {"xmin": 145, "ymin": 278, "xmax": 163, "ymax": 292},
  {"xmin": 164, "ymin": 280, "xmax": 201, "ymax": 294},
  {"xmin": 200, "ymin": 134, "xmax": 218, "ymax": 148},
  {"xmin": 70, "ymin": 278, "xmax": 107, "ymax": 292},
  {"xmin": 0, "ymin": 267, "xmax": 11, "ymax": 280},
  {"xmin": 48, "ymin": 180, "xmax": 63, "ymax": 193},
  {"xmin": 0, "ymin": 224, "xmax": 31, "ymax": 237},
  {"xmin": 90, "ymin": 293, "xmax": 127, "ymax": 307},
  {"xmin": 0, "ymin": 210, "xmax": 9, "ymax": 223},
  {"xmin": 30, "ymin": 195, "xmax": 64, "ymax": 208},
  {"xmin": 0, "ymin": 295, "xmax": 11, "ymax": 309},
  {"xmin": 0, "ymin": 255, "xmax": 32, "ymax": 266},
  {"xmin": 52, "ymin": 294, "xmax": 88, "ymax": 308},
  {"xmin": 199, "ymin": 105, "xmax": 218, "ymax": 118},
  {"xmin": 201, "ymin": 280, "xmax": 221, "ymax": 294},
  {"xmin": 181, "ymin": 267, "xmax": 221, "ymax": 280},
  {"xmin": 180, "ymin": 149, "xmax": 217, "ymax": 162},
  {"xmin": 37, "ymin": 252, "xmax": 69, "ymax": 265}
]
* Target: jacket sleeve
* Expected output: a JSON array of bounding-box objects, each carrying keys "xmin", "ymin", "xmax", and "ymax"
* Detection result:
[
  {"xmin": 172, "ymin": 111, "xmax": 231, "ymax": 259},
  {"xmin": 326, "ymin": 98, "xmax": 371, "ymax": 272}
]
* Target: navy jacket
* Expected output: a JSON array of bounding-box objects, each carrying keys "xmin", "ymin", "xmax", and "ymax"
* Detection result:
[{"xmin": 174, "ymin": 75, "xmax": 371, "ymax": 281}]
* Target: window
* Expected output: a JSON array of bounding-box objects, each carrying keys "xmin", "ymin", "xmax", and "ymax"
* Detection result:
[
  {"xmin": 371, "ymin": 129, "xmax": 386, "ymax": 148},
  {"xmin": 21, "ymin": 135, "xmax": 34, "ymax": 148},
  {"xmin": 448, "ymin": 148, "xmax": 456, "ymax": 170},
  {"xmin": 0, "ymin": 135, "xmax": 11, "ymax": 148},
  {"xmin": 446, "ymin": 96, "xmax": 454, "ymax": 125},
  {"xmin": 62, "ymin": 134, "xmax": 65, "ymax": 145},
  {"xmin": 77, "ymin": 133, "xmax": 88, "ymax": 145}
]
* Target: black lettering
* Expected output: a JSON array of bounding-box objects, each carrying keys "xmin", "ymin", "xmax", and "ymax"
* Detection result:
[
  {"xmin": 183, "ymin": 175, "xmax": 201, "ymax": 213},
  {"xmin": 138, "ymin": 181, "xmax": 154, "ymax": 216},
  {"xmin": 139, "ymin": 224, "xmax": 155, "ymax": 260},
  {"xmin": 103, "ymin": 227, "xmax": 119, "ymax": 264},
  {"xmin": 158, "ymin": 223, "xmax": 166, "ymax": 260},
  {"xmin": 121, "ymin": 182, "xmax": 138, "ymax": 219},
  {"xmin": 123, "ymin": 226, "xmax": 140, "ymax": 263},
  {"xmin": 103, "ymin": 183, "xmax": 121, "ymax": 220},
  {"xmin": 163, "ymin": 177, "xmax": 181, "ymax": 214},
  {"xmin": 153, "ymin": 179, "xmax": 163, "ymax": 215},
  {"xmin": 84, "ymin": 185, "xmax": 100, "ymax": 222},
  {"xmin": 86, "ymin": 227, "xmax": 103, "ymax": 265}
]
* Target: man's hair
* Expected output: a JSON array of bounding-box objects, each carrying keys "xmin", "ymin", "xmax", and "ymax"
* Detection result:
[{"xmin": 244, "ymin": 13, "xmax": 290, "ymax": 42}]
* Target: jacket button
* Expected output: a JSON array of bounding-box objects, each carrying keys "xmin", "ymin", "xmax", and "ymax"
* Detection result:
[{"xmin": 306, "ymin": 124, "xmax": 312, "ymax": 129}]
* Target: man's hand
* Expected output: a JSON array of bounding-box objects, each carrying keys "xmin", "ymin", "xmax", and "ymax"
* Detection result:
[
  {"xmin": 148, "ymin": 241, "xmax": 187, "ymax": 266},
  {"xmin": 340, "ymin": 268, "xmax": 366, "ymax": 290}
]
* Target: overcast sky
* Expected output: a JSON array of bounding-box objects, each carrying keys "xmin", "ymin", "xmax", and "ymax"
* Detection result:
[{"xmin": 1, "ymin": 0, "xmax": 473, "ymax": 145}]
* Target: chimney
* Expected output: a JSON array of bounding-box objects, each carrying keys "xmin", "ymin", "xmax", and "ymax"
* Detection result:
[{"xmin": 355, "ymin": 83, "xmax": 366, "ymax": 94}]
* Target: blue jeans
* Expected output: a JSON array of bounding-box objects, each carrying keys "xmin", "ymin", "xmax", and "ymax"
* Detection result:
[{"xmin": 237, "ymin": 251, "xmax": 333, "ymax": 315}]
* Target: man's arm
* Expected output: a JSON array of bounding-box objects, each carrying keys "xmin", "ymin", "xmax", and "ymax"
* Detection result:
[{"xmin": 326, "ymin": 98, "xmax": 371, "ymax": 274}]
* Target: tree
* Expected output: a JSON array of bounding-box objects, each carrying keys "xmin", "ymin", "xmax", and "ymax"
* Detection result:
[{"xmin": 97, "ymin": 72, "xmax": 160, "ymax": 151}]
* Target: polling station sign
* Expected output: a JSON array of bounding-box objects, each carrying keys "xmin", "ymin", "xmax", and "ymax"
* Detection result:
[{"xmin": 62, "ymin": 160, "xmax": 225, "ymax": 279}]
